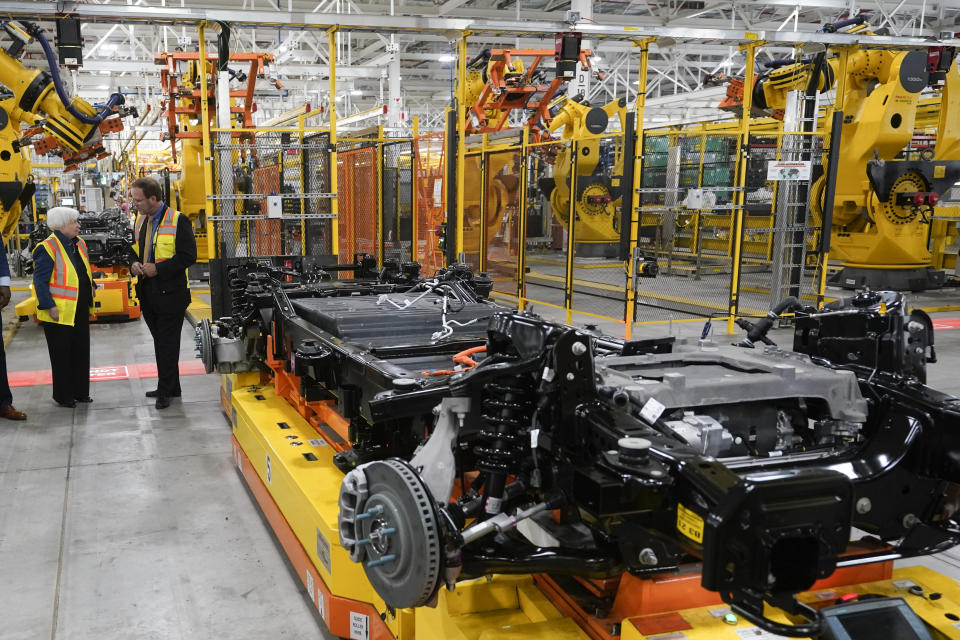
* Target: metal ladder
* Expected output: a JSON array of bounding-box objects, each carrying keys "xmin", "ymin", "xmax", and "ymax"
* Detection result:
[{"xmin": 769, "ymin": 91, "xmax": 820, "ymax": 311}]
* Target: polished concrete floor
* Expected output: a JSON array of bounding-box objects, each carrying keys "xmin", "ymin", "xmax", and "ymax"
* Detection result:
[
  {"xmin": 0, "ymin": 282, "xmax": 326, "ymax": 640},
  {"xmin": 2, "ymin": 280, "xmax": 960, "ymax": 639}
]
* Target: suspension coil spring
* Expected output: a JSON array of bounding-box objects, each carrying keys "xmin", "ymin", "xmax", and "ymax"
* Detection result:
[
  {"xmin": 474, "ymin": 375, "xmax": 536, "ymax": 474},
  {"xmin": 229, "ymin": 270, "xmax": 262, "ymax": 316}
]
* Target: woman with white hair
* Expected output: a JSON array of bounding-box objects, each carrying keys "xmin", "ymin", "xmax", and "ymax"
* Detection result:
[{"xmin": 33, "ymin": 207, "xmax": 95, "ymax": 408}]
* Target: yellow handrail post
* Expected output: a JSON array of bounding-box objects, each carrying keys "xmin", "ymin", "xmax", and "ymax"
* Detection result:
[
  {"xmin": 624, "ymin": 37, "xmax": 655, "ymax": 340},
  {"xmin": 455, "ymin": 32, "xmax": 469, "ymax": 261},
  {"xmin": 411, "ymin": 115, "xmax": 419, "ymax": 263},
  {"xmin": 329, "ymin": 26, "xmax": 339, "ymax": 257},
  {"xmin": 377, "ymin": 123, "xmax": 385, "ymax": 264},
  {"xmin": 817, "ymin": 46, "xmax": 850, "ymax": 308},
  {"xmin": 478, "ymin": 134, "xmax": 488, "ymax": 271},
  {"xmin": 565, "ymin": 140, "xmax": 578, "ymax": 325},
  {"xmin": 197, "ymin": 23, "xmax": 216, "ymax": 261},
  {"xmin": 726, "ymin": 41, "xmax": 759, "ymax": 334},
  {"xmin": 516, "ymin": 126, "xmax": 530, "ymax": 309},
  {"xmin": 297, "ymin": 112, "xmax": 307, "ymax": 256}
]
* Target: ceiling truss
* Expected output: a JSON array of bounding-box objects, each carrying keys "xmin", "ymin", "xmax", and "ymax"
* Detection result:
[{"xmin": 1, "ymin": 0, "xmax": 957, "ymax": 139}]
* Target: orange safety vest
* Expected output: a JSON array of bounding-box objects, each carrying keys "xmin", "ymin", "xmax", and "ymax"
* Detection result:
[{"xmin": 36, "ymin": 234, "xmax": 94, "ymax": 326}]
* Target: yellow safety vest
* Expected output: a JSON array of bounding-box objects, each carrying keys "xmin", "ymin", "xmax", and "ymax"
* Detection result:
[
  {"xmin": 133, "ymin": 206, "xmax": 181, "ymax": 262},
  {"xmin": 36, "ymin": 234, "xmax": 94, "ymax": 326}
]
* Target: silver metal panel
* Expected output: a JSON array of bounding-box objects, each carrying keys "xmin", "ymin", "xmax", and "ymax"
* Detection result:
[{"xmin": 597, "ymin": 341, "xmax": 868, "ymax": 422}]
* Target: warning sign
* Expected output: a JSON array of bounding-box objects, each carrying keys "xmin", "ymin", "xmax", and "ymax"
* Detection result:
[
  {"xmin": 676, "ymin": 503, "xmax": 705, "ymax": 544},
  {"xmin": 89, "ymin": 366, "xmax": 130, "ymax": 381}
]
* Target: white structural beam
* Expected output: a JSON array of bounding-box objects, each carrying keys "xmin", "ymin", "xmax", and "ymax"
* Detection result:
[{"xmin": 5, "ymin": 3, "xmax": 957, "ymax": 47}]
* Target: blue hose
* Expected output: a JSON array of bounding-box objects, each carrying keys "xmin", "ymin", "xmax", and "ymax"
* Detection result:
[{"xmin": 24, "ymin": 20, "xmax": 124, "ymax": 125}]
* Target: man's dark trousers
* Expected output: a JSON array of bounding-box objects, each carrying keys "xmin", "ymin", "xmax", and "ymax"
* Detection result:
[
  {"xmin": 141, "ymin": 294, "xmax": 186, "ymax": 397},
  {"xmin": 0, "ymin": 314, "xmax": 13, "ymax": 407}
]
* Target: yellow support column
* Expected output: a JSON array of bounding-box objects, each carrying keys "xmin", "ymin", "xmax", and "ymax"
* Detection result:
[
  {"xmin": 329, "ymin": 27, "xmax": 339, "ymax": 257},
  {"xmin": 478, "ymin": 134, "xmax": 488, "ymax": 271},
  {"xmin": 565, "ymin": 140, "xmax": 578, "ymax": 325},
  {"xmin": 198, "ymin": 23, "xmax": 216, "ymax": 261},
  {"xmin": 624, "ymin": 38, "xmax": 655, "ymax": 340},
  {"xmin": 516, "ymin": 127, "xmax": 530, "ymax": 309},
  {"xmin": 817, "ymin": 46, "xmax": 850, "ymax": 307},
  {"xmin": 298, "ymin": 113, "xmax": 307, "ymax": 256},
  {"xmin": 455, "ymin": 33, "xmax": 469, "ymax": 261},
  {"xmin": 378, "ymin": 124, "xmax": 385, "ymax": 264},
  {"xmin": 726, "ymin": 42, "xmax": 759, "ymax": 335},
  {"xmin": 412, "ymin": 115, "xmax": 419, "ymax": 263}
]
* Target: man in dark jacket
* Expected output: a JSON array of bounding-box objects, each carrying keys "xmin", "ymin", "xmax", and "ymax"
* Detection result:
[
  {"xmin": 129, "ymin": 176, "xmax": 196, "ymax": 409},
  {"xmin": 0, "ymin": 239, "xmax": 26, "ymax": 420}
]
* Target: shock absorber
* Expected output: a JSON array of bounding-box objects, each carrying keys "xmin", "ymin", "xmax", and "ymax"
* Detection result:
[{"xmin": 474, "ymin": 374, "xmax": 535, "ymax": 517}]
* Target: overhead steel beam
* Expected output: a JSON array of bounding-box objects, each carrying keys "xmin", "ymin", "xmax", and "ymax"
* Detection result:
[{"xmin": 5, "ymin": 2, "xmax": 958, "ymax": 46}]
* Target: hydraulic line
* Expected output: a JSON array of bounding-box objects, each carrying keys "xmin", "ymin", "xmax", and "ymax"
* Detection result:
[{"xmin": 22, "ymin": 21, "xmax": 124, "ymax": 125}]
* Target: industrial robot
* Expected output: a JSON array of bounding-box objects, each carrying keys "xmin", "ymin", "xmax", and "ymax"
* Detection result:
[
  {"xmin": 0, "ymin": 20, "xmax": 134, "ymax": 240},
  {"xmin": 541, "ymin": 95, "xmax": 629, "ymax": 246},
  {"xmin": 0, "ymin": 20, "xmax": 137, "ymax": 319},
  {"xmin": 729, "ymin": 18, "xmax": 960, "ymax": 290},
  {"xmin": 460, "ymin": 40, "xmax": 615, "ymax": 255}
]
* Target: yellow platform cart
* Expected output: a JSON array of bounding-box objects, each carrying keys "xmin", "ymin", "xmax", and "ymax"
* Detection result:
[
  {"xmin": 224, "ymin": 371, "xmax": 960, "ymax": 640},
  {"xmin": 17, "ymin": 266, "xmax": 141, "ymax": 322}
]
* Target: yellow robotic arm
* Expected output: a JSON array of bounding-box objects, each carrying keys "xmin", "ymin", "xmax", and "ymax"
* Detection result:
[
  {"xmin": 0, "ymin": 20, "xmax": 133, "ymax": 239},
  {"xmin": 748, "ymin": 30, "xmax": 960, "ymax": 289},
  {"xmin": 0, "ymin": 21, "xmax": 122, "ymax": 152},
  {"xmin": 0, "ymin": 94, "xmax": 36, "ymax": 239},
  {"xmin": 0, "ymin": 49, "xmax": 100, "ymax": 152},
  {"xmin": 547, "ymin": 97, "xmax": 628, "ymax": 243}
]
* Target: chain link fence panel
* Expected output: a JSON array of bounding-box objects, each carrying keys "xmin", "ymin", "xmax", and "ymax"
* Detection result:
[
  {"xmin": 337, "ymin": 141, "xmax": 379, "ymax": 261},
  {"xmin": 413, "ymin": 133, "xmax": 446, "ymax": 276},
  {"xmin": 634, "ymin": 131, "xmax": 741, "ymax": 323},
  {"xmin": 210, "ymin": 131, "xmax": 333, "ymax": 259},
  {"xmin": 382, "ymin": 140, "xmax": 413, "ymax": 263}
]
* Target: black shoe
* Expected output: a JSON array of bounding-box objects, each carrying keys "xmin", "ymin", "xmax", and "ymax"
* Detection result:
[
  {"xmin": 55, "ymin": 399, "xmax": 77, "ymax": 408},
  {"xmin": 155, "ymin": 396, "xmax": 171, "ymax": 410},
  {"xmin": 146, "ymin": 389, "xmax": 181, "ymax": 398},
  {"xmin": 75, "ymin": 397, "xmax": 93, "ymax": 403}
]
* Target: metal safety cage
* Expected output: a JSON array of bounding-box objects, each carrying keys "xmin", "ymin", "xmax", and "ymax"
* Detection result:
[
  {"xmin": 209, "ymin": 130, "xmax": 334, "ymax": 260},
  {"xmin": 521, "ymin": 138, "xmax": 592, "ymax": 323},
  {"xmin": 336, "ymin": 137, "xmax": 379, "ymax": 265},
  {"xmin": 634, "ymin": 129, "xmax": 741, "ymax": 324},
  {"xmin": 382, "ymin": 140, "xmax": 414, "ymax": 263},
  {"xmin": 460, "ymin": 145, "xmax": 484, "ymax": 274},
  {"xmin": 473, "ymin": 146, "xmax": 522, "ymax": 304},
  {"xmin": 412, "ymin": 131, "xmax": 446, "ymax": 277},
  {"xmin": 733, "ymin": 130, "xmax": 827, "ymax": 320}
]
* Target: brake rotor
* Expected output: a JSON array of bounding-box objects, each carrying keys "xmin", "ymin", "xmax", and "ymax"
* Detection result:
[
  {"xmin": 195, "ymin": 318, "xmax": 215, "ymax": 374},
  {"xmin": 354, "ymin": 459, "xmax": 443, "ymax": 609}
]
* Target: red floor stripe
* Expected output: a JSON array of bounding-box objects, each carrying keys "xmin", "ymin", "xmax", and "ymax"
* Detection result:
[
  {"xmin": 8, "ymin": 360, "xmax": 208, "ymax": 387},
  {"xmin": 933, "ymin": 318, "xmax": 960, "ymax": 330}
]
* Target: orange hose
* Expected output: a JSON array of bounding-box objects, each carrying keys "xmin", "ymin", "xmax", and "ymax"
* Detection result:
[
  {"xmin": 453, "ymin": 345, "xmax": 487, "ymax": 369},
  {"xmin": 421, "ymin": 346, "xmax": 487, "ymax": 377}
]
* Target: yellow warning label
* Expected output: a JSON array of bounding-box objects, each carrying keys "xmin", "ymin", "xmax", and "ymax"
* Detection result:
[
  {"xmin": 677, "ymin": 504, "xmax": 704, "ymax": 544},
  {"xmin": 935, "ymin": 165, "xmax": 946, "ymax": 179},
  {"xmin": 745, "ymin": 31, "xmax": 759, "ymax": 40}
]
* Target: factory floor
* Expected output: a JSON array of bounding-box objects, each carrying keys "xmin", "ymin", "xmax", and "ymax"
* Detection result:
[{"xmin": 2, "ymin": 277, "xmax": 960, "ymax": 640}]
